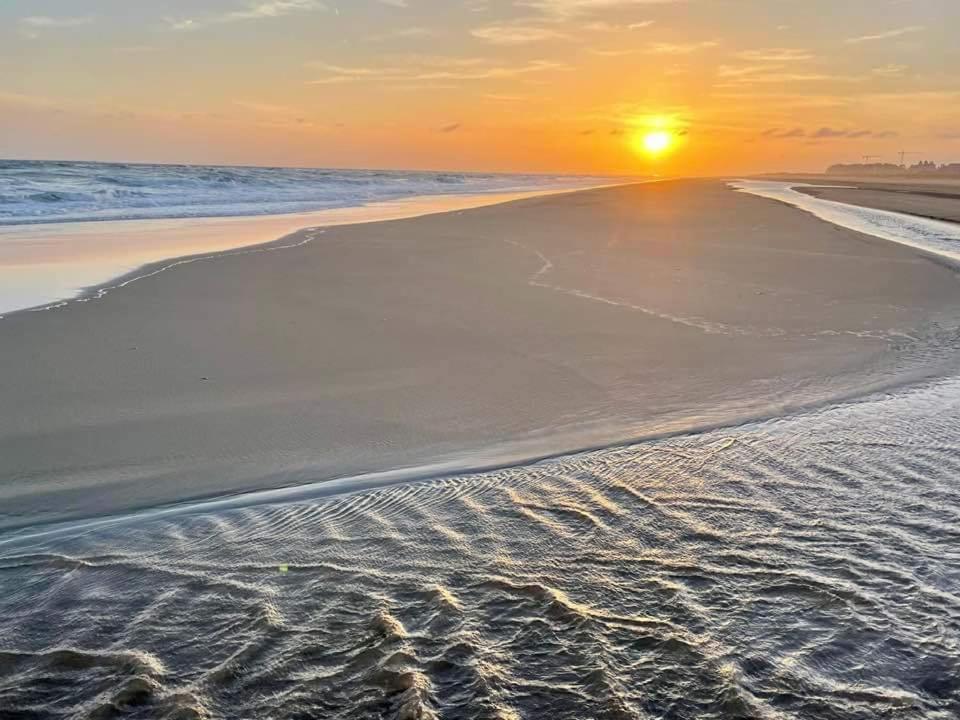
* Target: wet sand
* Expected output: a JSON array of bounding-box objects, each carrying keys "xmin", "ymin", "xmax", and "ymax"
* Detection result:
[
  {"xmin": 3, "ymin": 179, "xmax": 960, "ymax": 529},
  {"xmin": 796, "ymin": 183, "xmax": 960, "ymax": 224}
]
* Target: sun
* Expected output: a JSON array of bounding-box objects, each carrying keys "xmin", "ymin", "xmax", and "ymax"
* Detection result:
[{"xmin": 636, "ymin": 130, "xmax": 674, "ymax": 157}]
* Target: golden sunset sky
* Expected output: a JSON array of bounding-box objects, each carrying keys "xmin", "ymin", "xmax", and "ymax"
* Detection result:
[{"xmin": 2, "ymin": 0, "xmax": 958, "ymax": 174}]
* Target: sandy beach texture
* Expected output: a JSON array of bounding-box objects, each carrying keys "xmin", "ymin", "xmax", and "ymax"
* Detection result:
[{"xmin": 2, "ymin": 179, "xmax": 960, "ymax": 529}]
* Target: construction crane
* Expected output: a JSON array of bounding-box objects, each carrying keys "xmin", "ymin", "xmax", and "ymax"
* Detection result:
[{"xmin": 898, "ymin": 150, "xmax": 921, "ymax": 167}]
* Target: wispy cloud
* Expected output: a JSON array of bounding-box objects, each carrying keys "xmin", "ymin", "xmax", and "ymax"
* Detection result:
[
  {"xmin": 872, "ymin": 63, "xmax": 908, "ymax": 77},
  {"xmin": 440, "ymin": 123, "xmax": 462, "ymax": 132},
  {"xmin": 412, "ymin": 59, "xmax": 567, "ymax": 81},
  {"xmin": 717, "ymin": 65, "xmax": 858, "ymax": 86},
  {"xmin": 646, "ymin": 40, "xmax": 718, "ymax": 54},
  {"xmin": 845, "ymin": 25, "xmax": 923, "ymax": 44},
  {"xmin": 812, "ymin": 127, "xmax": 847, "ymax": 138},
  {"xmin": 168, "ymin": 0, "xmax": 325, "ymax": 31},
  {"xmin": 760, "ymin": 127, "xmax": 897, "ymax": 140},
  {"xmin": 590, "ymin": 48, "xmax": 637, "ymax": 56},
  {"xmin": 18, "ymin": 15, "xmax": 92, "ymax": 38},
  {"xmin": 736, "ymin": 48, "xmax": 812, "ymax": 62},
  {"xmin": 306, "ymin": 57, "xmax": 566, "ymax": 84},
  {"xmin": 20, "ymin": 15, "xmax": 92, "ymax": 28},
  {"xmin": 368, "ymin": 26, "xmax": 435, "ymax": 41},
  {"xmin": 471, "ymin": 24, "xmax": 568, "ymax": 44},
  {"xmin": 520, "ymin": 0, "xmax": 683, "ymax": 18}
]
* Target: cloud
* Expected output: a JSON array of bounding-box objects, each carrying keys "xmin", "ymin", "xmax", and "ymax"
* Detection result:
[
  {"xmin": 412, "ymin": 59, "xmax": 566, "ymax": 81},
  {"xmin": 168, "ymin": 0, "xmax": 325, "ymax": 31},
  {"xmin": 646, "ymin": 41, "xmax": 718, "ymax": 54},
  {"xmin": 717, "ymin": 64, "xmax": 782, "ymax": 78},
  {"xmin": 520, "ymin": 0, "xmax": 682, "ymax": 18},
  {"xmin": 628, "ymin": 21, "xmax": 655, "ymax": 30},
  {"xmin": 872, "ymin": 63, "xmax": 908, "ymax": 77},
  {"xmin": 761, "ymin": 128, "xmax": 805, "ymax": 139},
  {"xmin": 18, "ymin": 15, "xmax": 92, "ymax": 37},
  {"xmin": 736, "ymin": 48, "xmax": 812, "ymax": 62},
  {"xmin": 379, "ymin": 0, "xmax": 408, "ymax": 6},
  {"xmin": 20, "ymin": 15, "xmax": 92, "ymax": 28},
  {"xmin": 440, "ymin": 123, "xmax": 461, "ymax": 132},
  {"xmin": 368, "ymin": 26, "xmax": 435, "ymax": 41},
  {"xmin": 306, "ymin": 57, "xmax": 566, "ymax": 84},
  {"xmin": 715, "ymin": 67, "xmax": 857, "ymax": 86},
  {"xmin": 760, "ymin": 127, "xmax": 894, "ymax": 140},
  {"xmin": 845, "ymin": 25, "xmax": 923, "ymax": 44},
  {"xmin": 590, "ymin": 48, "xmax": 637, "ymax": 56},
  {"xmin": 470, "ymin": 25, "xmax": 568, "ymax": 44}
]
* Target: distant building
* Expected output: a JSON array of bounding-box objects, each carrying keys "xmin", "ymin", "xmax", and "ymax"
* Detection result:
[
  {"xmin": 826, "ymin": 163, "xmax": 903, "ymax": 175},
  {"xmin": 910, "ymin": 160, "xmax": 938, "ymax": 173}
]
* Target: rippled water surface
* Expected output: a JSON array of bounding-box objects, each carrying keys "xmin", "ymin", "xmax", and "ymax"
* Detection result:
[{"xmin": 2, "ymin": 374, "xmax": 959, "ymax": 719}]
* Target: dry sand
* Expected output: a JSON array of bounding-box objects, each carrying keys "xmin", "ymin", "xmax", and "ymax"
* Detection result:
[{"xmin": 3, "ymin": 179, "xmax": 960, "ymax": 529}]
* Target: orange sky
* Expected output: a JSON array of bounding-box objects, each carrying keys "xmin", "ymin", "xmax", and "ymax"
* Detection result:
[{"xmin": 2, "ymin": 0, "xmax": 959, "ymax": 174}]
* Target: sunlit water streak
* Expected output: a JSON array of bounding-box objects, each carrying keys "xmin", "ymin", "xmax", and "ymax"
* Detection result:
[
  {"xmin": 730, "ymin": 180, "xmax": 960, "ymax": 262},
  {"xmin": 1, "ymin": 184, "xmax": 960, "ymax": 718}
]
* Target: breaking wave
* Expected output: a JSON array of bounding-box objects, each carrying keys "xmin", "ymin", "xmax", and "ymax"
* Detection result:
[{"xmin": 0, "ymin": 160, "xmax": 621, "ymax": 225}]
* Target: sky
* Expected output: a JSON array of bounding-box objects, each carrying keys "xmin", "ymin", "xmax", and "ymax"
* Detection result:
[{"xmin": 1, "ymin": 0, "xmax": 958, "ymax": 175}]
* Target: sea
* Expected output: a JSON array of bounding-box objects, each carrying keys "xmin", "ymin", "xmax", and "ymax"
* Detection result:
[
  {"xmin": 0, "ymin": 160, "xmax": 618, "ymax": 226},
  {"xmin": 0, "ymin": 170, "xmax": 958, "ymax": 719}
]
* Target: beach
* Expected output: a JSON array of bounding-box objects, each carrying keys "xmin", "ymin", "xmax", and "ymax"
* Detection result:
[
  {"xmin": 797, "ymin": 182, "xmax": 960, "ymax": 225},
  {"xmin": 761, "ymin": 174, "xmax": 960, "ymax": 223},
  {"xmin": 2, "ymin": 178, "xmax": 960, "ymax": 718},
  {"xmin": 3, "ymin": 179, "xmax": 960, "ymax": 529}
]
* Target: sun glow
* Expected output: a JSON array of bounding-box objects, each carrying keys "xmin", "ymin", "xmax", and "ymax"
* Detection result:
[{"xmin": 633, "ymin": 129, "xmax": 675, "ymax": 158}]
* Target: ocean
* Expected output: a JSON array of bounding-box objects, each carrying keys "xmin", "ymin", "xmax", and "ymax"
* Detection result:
[{"xmin": 0, "ymin": 160, "xmax": 618, "ymax": 226}]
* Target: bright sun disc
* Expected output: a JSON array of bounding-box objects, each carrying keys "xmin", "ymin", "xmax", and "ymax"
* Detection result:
[{"xmin": 641, "ymin": 130, "xmax": 672, "ymax": 155}]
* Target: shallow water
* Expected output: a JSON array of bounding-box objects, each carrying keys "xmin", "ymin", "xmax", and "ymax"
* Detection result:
[
  {"xmin": 1, "ymin": 374, "xmax": 959, "ymax": 719},
  {"xmin": 731, "ymin": 180, "xmax": 960, "ymax": 262}
]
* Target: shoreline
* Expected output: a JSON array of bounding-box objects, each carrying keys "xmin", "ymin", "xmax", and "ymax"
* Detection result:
[
  {"xmin": 5, "ymin": 357, "xmax": 959, "ymax": 544},
  {"xmin": 731, "ymin": 179, "xmax": 960, "ymax": 267},
  {"xmin": 3, "ymin": 179, "xmax": 960, "ymax": 531},
  {"xmin": 0, "ymin": 183, "xmax": 629, "ymax": 318}
]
